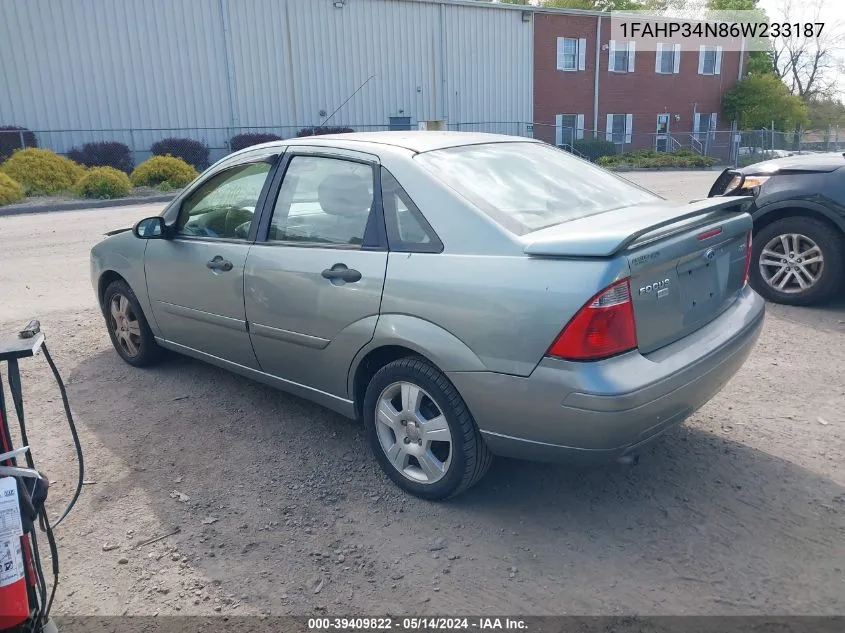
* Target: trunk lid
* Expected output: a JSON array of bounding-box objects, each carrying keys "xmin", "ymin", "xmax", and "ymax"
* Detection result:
[{"xmin": 522, "ymin": 197, "xmax": 753, "ymax": 354}]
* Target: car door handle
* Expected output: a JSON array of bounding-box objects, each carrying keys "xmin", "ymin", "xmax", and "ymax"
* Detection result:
[
  {"xmin": 206, "ymin": 256, "xmax": 233, "ymax": 272},
  {"xmin": 321, "ymin": 266, "xmax": 362, "ymax": 283}
]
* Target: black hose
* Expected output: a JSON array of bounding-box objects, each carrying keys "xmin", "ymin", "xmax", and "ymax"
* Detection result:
[{"xmin": 41, "ymin": 341, "xmax": 84, "ymax": 528}]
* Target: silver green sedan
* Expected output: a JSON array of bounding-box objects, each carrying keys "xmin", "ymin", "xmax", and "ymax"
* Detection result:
[{"xmin": 90, "ymin": 132, "xmax": 765, "ymax": 499}]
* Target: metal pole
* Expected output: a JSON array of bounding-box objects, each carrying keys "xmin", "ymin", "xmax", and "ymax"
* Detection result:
[{"xmin": 18, "ymin": 130, "xmax": 25, "ymax": 149}]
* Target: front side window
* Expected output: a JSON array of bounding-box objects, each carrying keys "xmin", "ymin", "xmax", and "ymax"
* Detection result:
[
  {"xmin": 177, "ymin": 161, "xmax": 272, "ymax": 239},
  {"xmin": 414, "ymin": 142, "xmax": 660, "ymax": 236},
  {"xmin": 268, "ymin": 156, "xmax": 375, "ymax": 246}
]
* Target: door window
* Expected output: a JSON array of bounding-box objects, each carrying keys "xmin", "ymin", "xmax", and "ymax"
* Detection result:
[
  {"xmin": 177, "ymin": 162, "xmax": 273, "ymax": 239},
  {"xmin": 268, "ymin": 156, "xmax": 375, "ymax": 246}
]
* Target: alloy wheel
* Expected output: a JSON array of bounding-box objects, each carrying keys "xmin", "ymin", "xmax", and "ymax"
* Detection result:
[
  {"xmin": 374, "ymin": 381, "xmax": 453, "ymax": 484},
  {"xmin": 109, "ymin": 293, "xmax": 142, "ymax": 357},
  {"xmin": 759, "ymin": 233, "xmax": 824, "ymax": 294}
]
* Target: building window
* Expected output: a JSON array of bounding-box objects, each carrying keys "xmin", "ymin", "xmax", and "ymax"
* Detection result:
[
  {"xmin": 557, "ymin": 37, "xmax": 587, "ymax": 71},
  {"xmin": 698, "ymin": 45, "xmax": 722, "ymax": 75},
  {"xmin": 605, "ymin": 113, "xmax": 632, "ymax": 144},
  {"xmin": 655, "ymin": 43, "xmax": 680, "ymax": 74},
  {"xmin": 389, "ymin": 117, "xmax": 412, "ymax": 131},
  {"xmin": 608, "ymin": 40, "xmax": 635, "ymax": 72},
  {"xmin": 555, "ymin": 114, "xmax": 584, "ymax": 146},
  {"xmin": 694, "ymin": 113, "xmax": 718, "ymax": 143}
]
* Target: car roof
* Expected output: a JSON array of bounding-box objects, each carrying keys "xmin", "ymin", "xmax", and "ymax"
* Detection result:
[{"xmin": 239, "ymin": 131, "xmax": 541, "ymax": 156}]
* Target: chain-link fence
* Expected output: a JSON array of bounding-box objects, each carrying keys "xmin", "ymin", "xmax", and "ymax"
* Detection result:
[{"xmin": 2, "ymin": 122, "xmax": 843, "ymax": 171}]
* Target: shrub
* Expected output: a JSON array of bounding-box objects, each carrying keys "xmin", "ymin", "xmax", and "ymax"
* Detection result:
[
  {"xmin": 0, "ymin": 172, "xmax": 24, "ymax": 206},
  {"xmin": 0, "ymin": 126, "xmax": 38, "ymax": 162},
  {"xmin": 68, "ymin": 141, "xmax": 133, "ymax": 173},
  {"xmin": 0, "ymin": 148, "xmax": 85, "ymax": 195},
  {"xmin": 150, "ymin": 137, "xmax": 210, "ymax": 170},
  {"xmin": 295, "ymin": 126, "xmax": 355, "ymax": 137},
  {"xmin": 598, "ymin": 148, "xmax": 719, "ymax": 169},
  {"xmin": 572, "ymin": 137, "xmax": 617, "ymax": 162},
  {"xmin": 130, "ymin": 155, "xmax": 198, "ymax": 189},
  {"xmin": 74, "ymin": 166, "xmax": 132, "ymax": 199},
  {"xmin": 230, "ymin": 132, "xmax": 282, "ymax": 152}
]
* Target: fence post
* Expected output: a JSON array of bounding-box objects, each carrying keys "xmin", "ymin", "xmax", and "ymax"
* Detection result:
[
  {"xmin": 129, "ymin": 128, "xmax": 136, "ymax": 167},
  {"xmin": 18, "ymin": 130, "xmax": 25, "ymax": 149}
]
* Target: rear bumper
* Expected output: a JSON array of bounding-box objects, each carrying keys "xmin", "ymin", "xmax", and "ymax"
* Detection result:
[{"xmin": 447, "ymin": 285, "xmax": 765, "ymax": 463}]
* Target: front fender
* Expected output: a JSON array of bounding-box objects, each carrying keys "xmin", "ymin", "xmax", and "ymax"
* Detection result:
[
  {"xmin": 346, "ymin": 313, "xmax": 487, "ymax": 396},
  {"xmin": 90, "ymin": 233, "xmax": 158, "ymax": 335}
]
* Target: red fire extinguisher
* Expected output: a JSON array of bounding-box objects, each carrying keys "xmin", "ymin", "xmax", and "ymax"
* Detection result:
[{"xmin": 0, "ymin": 475, "xmax": 29, "ymax": 629}]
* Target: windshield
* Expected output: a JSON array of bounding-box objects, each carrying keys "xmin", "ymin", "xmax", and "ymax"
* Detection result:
[{"xmin": 414, "ymin": 141, "xmax": 662, "ymax": 235}]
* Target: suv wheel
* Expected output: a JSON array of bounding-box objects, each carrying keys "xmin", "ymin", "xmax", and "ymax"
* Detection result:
[
  {"xmin": 363, "ymin": 357, "xmax": 492, "ymax": 500},
  {"xmin": 751, "ymin": 217, "xmax": 844, "ymax": 306}
]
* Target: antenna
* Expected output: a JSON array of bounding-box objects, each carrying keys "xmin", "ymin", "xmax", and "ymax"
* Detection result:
[{"xmin": 319, "ymin": 75, "xmax": 376, "ymax": 128}]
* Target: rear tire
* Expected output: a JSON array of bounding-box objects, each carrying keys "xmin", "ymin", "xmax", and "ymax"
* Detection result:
[
  {"xmin": 103, "ymin": 279, "xmax": 162, "ymax": 367},
  {"xmin": 363, "ymin": 357, "xmax": 492, "ymax": 500},
  {"xmin": 751, "ymin": 216, "xmax": 844, "ymax": 306}
]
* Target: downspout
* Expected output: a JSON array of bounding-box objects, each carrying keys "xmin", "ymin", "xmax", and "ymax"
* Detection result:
[
  {"xmin": 593, "ymin": 15, "xmax": 601, "ymax": 136},
  {"xmin": 219, "ymin": 0, "xmax": 239, "ymax": 143},
  {"xmin": 440, "ymin": 2, "xmax": 447, "ymax": 122}
]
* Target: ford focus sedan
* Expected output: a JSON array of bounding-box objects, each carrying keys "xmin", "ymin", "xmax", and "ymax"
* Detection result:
[{"xmin": 90, "ymin": 132, "xmax": 765, "ymax": 499}]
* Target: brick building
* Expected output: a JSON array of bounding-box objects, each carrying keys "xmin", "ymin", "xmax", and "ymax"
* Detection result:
[{"xmin": 532, "ymin": 10, "xmax": 747, "ymax": 159}]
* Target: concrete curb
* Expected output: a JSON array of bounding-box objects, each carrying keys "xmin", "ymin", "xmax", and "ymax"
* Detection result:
[{"xmin": 0, "ymin": 194, "xmax": 177, "ymax": 218}]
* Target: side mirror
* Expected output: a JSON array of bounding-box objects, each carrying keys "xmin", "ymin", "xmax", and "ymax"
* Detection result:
[{"xmin": 133, "ymin": 216, "xmax": 167, "ymax": 239}]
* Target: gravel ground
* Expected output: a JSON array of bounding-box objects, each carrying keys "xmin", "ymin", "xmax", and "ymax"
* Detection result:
[{"xmin": 0, "ymin": 171, "xmax": 844, "ymax": 617}]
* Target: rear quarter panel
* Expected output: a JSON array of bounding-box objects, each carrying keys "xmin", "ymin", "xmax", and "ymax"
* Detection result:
[{"xmin": 378, "ymin": 252, "xmax": 629, "ymax": 376}]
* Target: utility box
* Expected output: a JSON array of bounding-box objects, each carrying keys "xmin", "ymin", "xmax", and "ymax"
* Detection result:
[{"xmin": 418, "ymin": 120, "xmax": 446, "ymax": 131}]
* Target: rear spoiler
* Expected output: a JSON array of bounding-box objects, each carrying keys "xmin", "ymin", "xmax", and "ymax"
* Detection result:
[{"xmin": 522, "ymin": 197, "xmax": 753, "ymax": 258}]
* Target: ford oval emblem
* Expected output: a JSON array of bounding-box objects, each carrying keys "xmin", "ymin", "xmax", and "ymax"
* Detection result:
[{"xmin": 702, "ymin": 248, "xmax": 716, "ymax": 261}]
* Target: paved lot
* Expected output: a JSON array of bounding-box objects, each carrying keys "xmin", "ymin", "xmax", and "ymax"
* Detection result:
[{"xmin": 1, "ymin": 171, "xmax": 843, "ymax": 616}]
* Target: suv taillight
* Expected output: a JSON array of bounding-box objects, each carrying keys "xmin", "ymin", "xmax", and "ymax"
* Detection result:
[
  {"xmin": 743, "ymin": 231, "xmax": 753, "ymax": 285},
  {"xmin": 547, "ymin": 279, "xmax": 638, "ymax": 361}
]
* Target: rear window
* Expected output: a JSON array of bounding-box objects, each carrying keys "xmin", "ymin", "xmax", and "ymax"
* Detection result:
[{"xmin": 414, "ymin": 142, "xmax": 662, "ymax": 236}]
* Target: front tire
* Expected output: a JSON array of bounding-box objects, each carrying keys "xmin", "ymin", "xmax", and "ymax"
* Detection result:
[
  {"xmin": 103, "ymin": 279, "xmax": 162, "ymax": 367},
  {"xmin": 751, "ymin": 216, "xmax": 844, "ymax": 306},
  {"xmin": 363, "ymin": 357, "xmax": 492, "ymax": 500}
]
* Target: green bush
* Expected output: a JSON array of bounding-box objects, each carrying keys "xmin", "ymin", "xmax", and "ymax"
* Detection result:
[
  {"xmin": 130, "ymin": 155, "xmax": 198, "ymax": 189},
  {"xmin": 599, "ymin": 148, "xmax": 718, "ymax": 169},
  {"xmin": 0, "ymin": 172, "xmax": 24, "ymax": 206},
  {"xmin": 74, "ymin": 166, "xmax": 132, "ymax": 199},
  {"xmin": 0, "ymin": 148, "xmax": 86, "ymax": 195},
  {"xmin": 572, "ymin": 137, "xmax": 617, "ymax": 162}
]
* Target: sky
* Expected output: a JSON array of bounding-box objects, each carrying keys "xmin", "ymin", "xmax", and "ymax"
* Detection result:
[{"xmin": 757, "ymin": 0, "xmax": 845, "ymax": 98}]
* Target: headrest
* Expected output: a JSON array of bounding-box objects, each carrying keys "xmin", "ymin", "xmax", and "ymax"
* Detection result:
[{"xmin": 317, "ymin": 172, "xmax": 372, "ymax": 216}]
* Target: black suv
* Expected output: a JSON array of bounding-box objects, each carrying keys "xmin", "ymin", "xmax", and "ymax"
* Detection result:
[{"xmin": 709, "ymin": 152, "xmax": 845, "ymax": 305}]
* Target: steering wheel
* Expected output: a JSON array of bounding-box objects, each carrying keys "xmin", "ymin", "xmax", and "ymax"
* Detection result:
[{"xmin": 234, "ymin": 221, "xmax": 251, "ymax": 239}]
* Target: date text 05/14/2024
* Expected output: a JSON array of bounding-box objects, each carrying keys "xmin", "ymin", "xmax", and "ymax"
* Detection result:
[{"xmin": 307, "ymin": 618, "xmax": 528, "ymax": 631}]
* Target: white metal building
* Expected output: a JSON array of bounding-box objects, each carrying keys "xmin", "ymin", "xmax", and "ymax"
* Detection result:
[{"xmin": 0, "ymin": 0, "xmax": 533, "ymax": 159}]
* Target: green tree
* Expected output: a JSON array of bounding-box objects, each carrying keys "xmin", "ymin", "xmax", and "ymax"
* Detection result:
[
  {"xmin": 723, "ymin": 74, "xmax": 809, "ymax": 129},
  {"xmin": 806, "ymin": 98, "xmax": 845, "ymax": 129}
]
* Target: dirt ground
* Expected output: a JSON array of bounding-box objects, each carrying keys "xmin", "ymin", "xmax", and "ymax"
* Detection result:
[{"xmin": 0, "ymin": 171, "xmax": 843, "ymax": 617}]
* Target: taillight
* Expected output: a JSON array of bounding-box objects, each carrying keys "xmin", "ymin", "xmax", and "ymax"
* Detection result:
[
  {"xmin": 547, "ymin": 279, "xmax": 638, "ymax": 361},
  {"xmin": 743, "ymin": 231, "xmax": 753, "ymax": 285}
]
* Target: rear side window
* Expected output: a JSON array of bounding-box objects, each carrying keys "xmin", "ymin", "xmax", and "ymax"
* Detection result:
[
  {"xmin": 414, "ymin": 142, "xmax": 661, "ymax": 236},
  {"xmin": 381, "ymin": 168, "xmax": 443, "ymax": 253}
]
